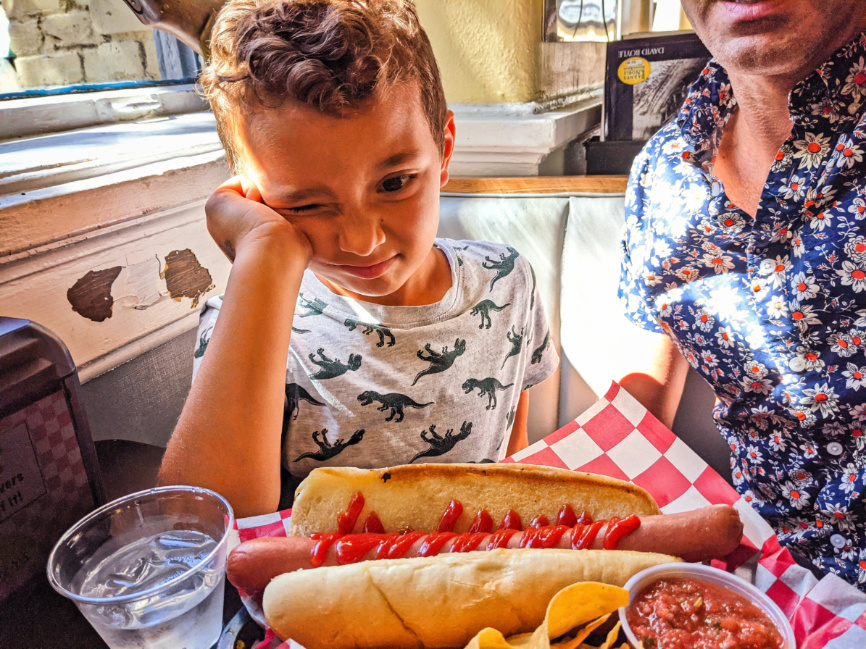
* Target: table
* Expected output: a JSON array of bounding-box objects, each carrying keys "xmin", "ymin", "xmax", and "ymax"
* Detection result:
[{"xmin": 0, "ymin": 576, "xmax": 246, "ymax": 648}]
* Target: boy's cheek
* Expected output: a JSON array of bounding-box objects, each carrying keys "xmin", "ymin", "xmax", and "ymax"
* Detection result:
[{"xmin": 391, "ymin": 192, "xmax": 440, "ymax": 235}]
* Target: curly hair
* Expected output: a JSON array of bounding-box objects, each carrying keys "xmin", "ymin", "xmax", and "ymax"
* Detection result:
[{"xmin": 200, "ymin": 0, "xmax": 447, "ymax": 173}]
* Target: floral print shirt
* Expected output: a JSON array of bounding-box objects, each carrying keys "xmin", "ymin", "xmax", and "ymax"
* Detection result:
[{"xmin": 620, "ymin": 32, "xmax": 866, "ymax": 588}]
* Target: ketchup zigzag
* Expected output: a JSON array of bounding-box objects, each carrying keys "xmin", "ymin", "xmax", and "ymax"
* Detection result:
[{"xmin": 307, "ymin": 492, "xmax": 642, "ymax": 567}]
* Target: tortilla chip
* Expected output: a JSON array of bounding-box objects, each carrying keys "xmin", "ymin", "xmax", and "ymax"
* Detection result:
[
  {"xmin": 554, "ymin": 614, "xmax": 611, "ymax": 649},
  {"xmin": 464, "ymin": 582, "xmax": 628, "ymax": 649},
  {"xmin": 601, "ymin": 621, "xmax": 623, "ymax": 649}
]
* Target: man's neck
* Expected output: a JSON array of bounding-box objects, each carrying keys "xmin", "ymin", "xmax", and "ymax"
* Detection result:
[
  {"xmin": 725, "ymin": 70, "xmax": 794, "ymax": 158},
  {"xmin": 713, "ymin": 22, "xmax": 866, "ymax": 217},
  {"xmin": 713, "ymin": 71, "xmax": 794, "ymax": 217}
]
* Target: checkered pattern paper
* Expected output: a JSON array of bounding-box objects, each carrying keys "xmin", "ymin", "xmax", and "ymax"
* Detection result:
[
  {"xmin": 232, "ymin": 382, "xmax": 866, "ymax": 648},
  {"xmin": 0, "ymin": 391, "xmax": 95, "ymax": 600}
]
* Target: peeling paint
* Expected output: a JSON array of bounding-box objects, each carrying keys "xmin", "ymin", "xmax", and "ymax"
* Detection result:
[
  {"xmin": 67, "ymin": 267, "xmax": 123, "ymax": 322},
  {"xmin": 121, "ymin": 255, "xmax": 164, "ymax": 310},
  {"xmin": 160, "ymin": 249, "xmax": 215, "ymax": 309}
]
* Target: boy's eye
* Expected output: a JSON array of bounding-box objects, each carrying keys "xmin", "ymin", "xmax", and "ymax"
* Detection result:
[
  {"xmin": 285, "ymin": 204, "xmax": 321, "ymax": 213},
  {"xmin": 380, "ymin": 174, "xmax": 415, "ymax": 193}
]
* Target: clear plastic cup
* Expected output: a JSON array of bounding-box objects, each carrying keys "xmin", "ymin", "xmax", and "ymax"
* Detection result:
[{"xmin": 47, "ymin": 485, "xmax": 234, "ymax": 649}]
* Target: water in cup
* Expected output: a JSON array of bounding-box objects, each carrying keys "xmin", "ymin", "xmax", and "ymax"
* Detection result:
[
  {"xmin": 76, "ymin": 530, "xmax": 223, "ymax": 649},
  {"xmin": 48, "ymin": 486, "xmax": 234, "ymax": 649}
]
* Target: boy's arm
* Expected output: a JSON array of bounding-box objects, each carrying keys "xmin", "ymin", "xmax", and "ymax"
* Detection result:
[
  {"xmin": 158, "ymin": 178, "xmax": 312, "ymax": 518},
  {"xmin": 505, "ymin": 390, "xmax": 530, "ymax": 456}
]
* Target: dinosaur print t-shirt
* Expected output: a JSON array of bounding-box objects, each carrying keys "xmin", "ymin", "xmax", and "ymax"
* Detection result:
[{"xmin": 193, "ymin": 238, "xmax": 557, "ymax": 494}]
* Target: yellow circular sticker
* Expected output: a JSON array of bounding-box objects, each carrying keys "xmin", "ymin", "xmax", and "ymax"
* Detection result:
[{"xmin": 617, "ymin": 57, "xmax": 651, "ymax": 85}]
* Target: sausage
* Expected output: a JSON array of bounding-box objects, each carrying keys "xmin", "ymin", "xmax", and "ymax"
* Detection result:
[{"xmin": 227, "ymin": 504, "xmax": 743, "ymax": 593}]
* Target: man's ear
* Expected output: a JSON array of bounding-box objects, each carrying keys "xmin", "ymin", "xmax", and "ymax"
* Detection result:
[{"xmin": 439, "ymin": 110, "xmax": 456, "ymax": 189}]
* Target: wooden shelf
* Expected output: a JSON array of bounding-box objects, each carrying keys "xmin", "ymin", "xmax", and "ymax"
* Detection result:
[{"xmin": 442, "ymin": 175, "xmax": 628, "ymax": 195}]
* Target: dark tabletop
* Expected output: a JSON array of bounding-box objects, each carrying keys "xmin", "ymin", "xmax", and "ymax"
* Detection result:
[{"xmin": 0, "ymin": 576, "xmax": 247, "ymax": 648}]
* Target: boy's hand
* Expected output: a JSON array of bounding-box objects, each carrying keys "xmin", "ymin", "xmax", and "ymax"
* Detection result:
[{"xmin": 206, "ymin": 176, "xmax": 313, "ymax": 265}]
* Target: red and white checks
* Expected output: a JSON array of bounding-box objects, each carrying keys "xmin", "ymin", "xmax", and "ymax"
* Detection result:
[
  {"xmin": 233, "ymin": 382, "xmax": 866, "ymax": 648},
  {"xmin": 0, "ymin": 391, "xmax": 95, "ymax": 600}
]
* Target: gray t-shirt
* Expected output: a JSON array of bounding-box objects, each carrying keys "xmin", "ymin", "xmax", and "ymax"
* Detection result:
[{"xmin": 194, "ymin": 238, "xmax": 557, "ymax": 484}]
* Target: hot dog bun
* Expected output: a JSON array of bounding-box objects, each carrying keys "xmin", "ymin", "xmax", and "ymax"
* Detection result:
[
  {"xmin": 263, "ymin": 548, "xmax": 678, "ymax": 648},
  {"xmin": 290, "ymin": 463, "xmax": 660, "ymax": 536}
]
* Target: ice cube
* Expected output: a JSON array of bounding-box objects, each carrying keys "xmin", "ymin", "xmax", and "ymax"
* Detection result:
[{"xmin": 155, "ymin": 531, "xmax": 208, "ymax": 550}]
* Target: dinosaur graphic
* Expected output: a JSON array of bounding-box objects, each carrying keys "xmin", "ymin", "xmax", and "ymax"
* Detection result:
[
  {"xmin": 292, "ymin": 326, "xmax": 311, "ymax": 334},
  {"xmin": 531, "ymin": 330, "xmax": 551, "ymax": 365},
  {"xmin": 193, "ymin": 326, "xmax": 213, "ymax": 358},
  {"xmin": 409, "ymin": 422, "xmax": 472, "ymax": 463},
  {"xmin": 506, "ymin": 406, "xmax": 517, "ymax": 430},
  {"xmin": 286, "ymin": 383, "xmax": 325, "ymax": 420},
  {"xmin": 412, "ymin": 338, "xmax": 467, "ymax": 386},
  {"xmin": 344, "ymin": 318, "xmax": 395, "ymax": 347},
  {"xmin": 462, "ymin": 377, "xmax": 514, "ymax": 410},
  {"xmin": 469, "ymin": 299, "xmax": 511, "ymax": 329},
  {"xmin": 293, "ymin": 428, "xmax": 366, "ymax": 462},
  {"xmin": 308, "ymin": 348, "xmax": 362, "ymax": 380},
  {"xmin": 453, "ymin": 244, "xmax": 469, "ymax": 267},
  {"xmin": 297, "ymin": 292, "xmax": 327, "ymax": 318},
  {"xmin": 501, "ymin": 326, "xmax": 526, "ymax": 369},
  {"xmin": 482, "ymin": 246, "xmax": 519, "ymax": 292},
  {"xmin": 357, "ymin": 390, "xmax": 432, "ymax": 422}
]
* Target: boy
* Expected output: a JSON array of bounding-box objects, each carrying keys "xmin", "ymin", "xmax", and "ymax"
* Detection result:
[{"xmin": 158, "ymin": 0, "xmax": 558, "ymax": 518}]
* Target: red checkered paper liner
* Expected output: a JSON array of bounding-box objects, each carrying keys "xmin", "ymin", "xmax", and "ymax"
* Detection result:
[
  {"xmin": 229, "ymin": 382, "xmax": 866, "ymax": 648},
  {"xmin": 0, "ymin": 390, "xmax": 95, "ymax": 600}
]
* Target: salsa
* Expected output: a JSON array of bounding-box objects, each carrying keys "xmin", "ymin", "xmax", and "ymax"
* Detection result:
[{"xmin": 626, "ymin": 577, "xmax": 784, "ymax": 649}]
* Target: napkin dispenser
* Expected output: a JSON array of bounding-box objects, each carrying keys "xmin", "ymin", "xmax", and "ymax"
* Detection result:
[{"xmin": 0, "ymin": 317, "xmax": 105, "ymax": 602}]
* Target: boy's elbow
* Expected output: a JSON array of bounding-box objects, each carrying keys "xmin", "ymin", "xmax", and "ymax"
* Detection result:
[
  {"xmin": 231, "ymin": 494, "xmax": 281, "ymax": 519},
  {"xmin": 156, "ymin": 436, "xmax": 281, "ymax": 518},
  {"xmin": 158, "ymin": 458, "xmax": 280, "ymax": 519},
  {"xmin": 156, "ymin": 451, "xmax": 181, "ymax": 488}
]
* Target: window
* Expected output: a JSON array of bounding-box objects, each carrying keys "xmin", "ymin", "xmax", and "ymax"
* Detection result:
[
  {"xmin": 544, "ymin": 0, "xmax": 618, "ymax": 42},
  {"xmin": 0, "ymin": 0, "xmax": 198, "ymax": 98}
]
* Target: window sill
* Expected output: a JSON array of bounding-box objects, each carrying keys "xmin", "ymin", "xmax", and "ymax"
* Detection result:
[
  {"xmin": 1, "ymin": 110, "xmax": 226, "ymax": 258},
  {"xmin": 0, "ymin": 83, "xmax": 207, "ymax": 140},
  {"xmin": 450, "ymin": 95, "xmax": 601, "ymax": 176}
]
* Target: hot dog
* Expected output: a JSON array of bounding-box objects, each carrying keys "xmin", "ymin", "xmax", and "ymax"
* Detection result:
[
  {"xmin": 228, "ymin": 504, "xmax": 743, "ymax": 593},
  {"xmin": 289, "ymin": 463, "xmax": 662, "ymax": 536},
  {"xmin": 247, "ymin": 465, "xmax": 743, "ymax": 647},
  {"xmin": 263, "ymin": 549, "xmax": 680, "ymax": 649}
]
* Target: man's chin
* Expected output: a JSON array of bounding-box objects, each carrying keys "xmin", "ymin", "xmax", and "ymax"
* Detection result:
[{"xmin": 712, "ymin": 32, "xmax": 815, "ymax": 78}]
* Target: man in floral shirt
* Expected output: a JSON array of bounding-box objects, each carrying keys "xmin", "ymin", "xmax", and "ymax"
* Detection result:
[{"xmin": 619, "ymin": 0, "xmax": 866, "ymax": 587}]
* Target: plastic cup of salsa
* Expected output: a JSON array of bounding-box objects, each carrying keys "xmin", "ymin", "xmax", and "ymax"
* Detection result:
[{"xmin": 618, "ymin": 563, "xmax": 795, "ymax": 649}]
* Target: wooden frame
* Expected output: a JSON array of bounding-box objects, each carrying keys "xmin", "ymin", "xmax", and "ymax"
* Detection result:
[
  {"xmin": 442, "ymin": 175, "xmax": 628, "ymax": 194},
  {"xmin": 152, "ymin": 30, "xmax": 201, "ymax": 80}
]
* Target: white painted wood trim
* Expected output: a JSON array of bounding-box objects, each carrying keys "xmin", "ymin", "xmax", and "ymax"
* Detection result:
[
  {"xmin": 2, "ymin": 197, "xmax": 211, "ymax": 278},
  {"xmin": 0, "ymin": 199, "xmax": 230, "ymax": 380},
  {"xmin": 78, "ymin": 314, "xmax": 200, "ymax": 383},
  {"xmin": 449, "ymin": 96, "xmax": 602, "ymax": 176},
  {"xmin": 0, "ymin": 85, "xmax": 208, "ymax": 140},
  {"xmin": 2, "ymin": 113, "xmax": 223, "ymax": 195},
  {"xmin": 1, "ymin": 149, "xmax": 229, "ymax": 257}
]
